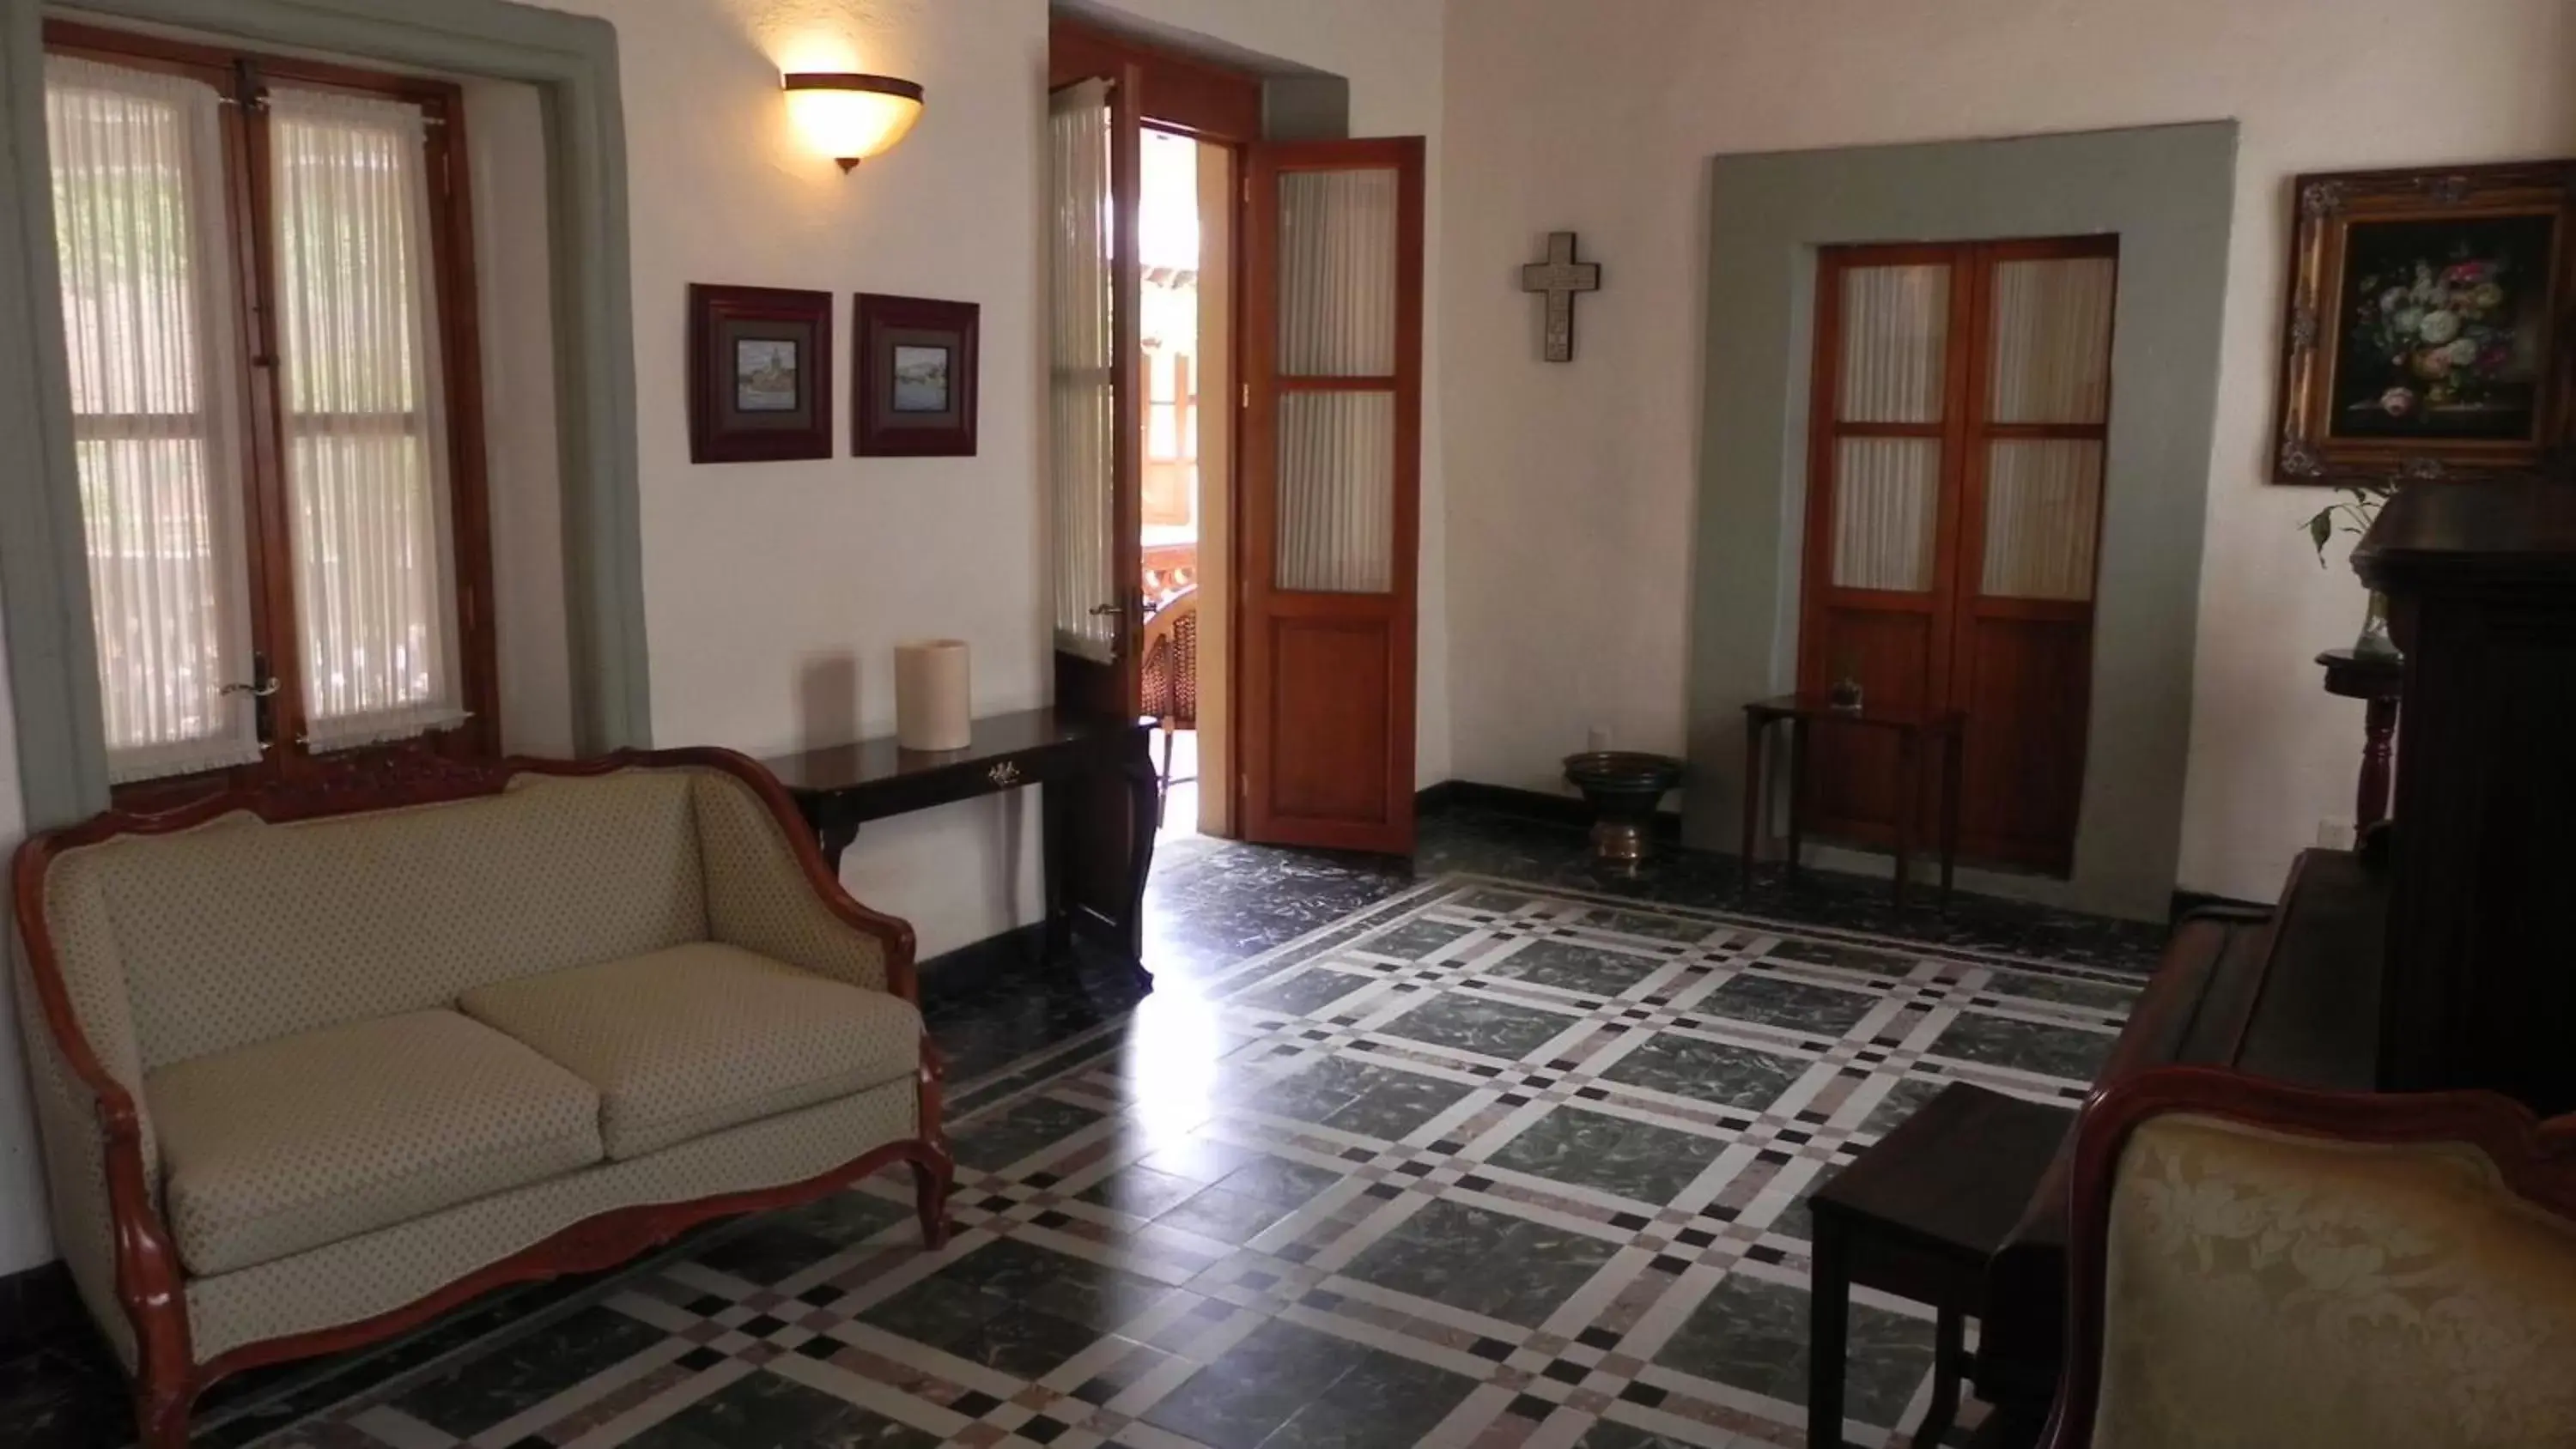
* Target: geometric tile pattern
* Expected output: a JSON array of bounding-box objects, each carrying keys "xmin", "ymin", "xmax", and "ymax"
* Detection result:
[{"xmin": 251, "ymin": 877, "xmax": 2137, "ymax": 1449}]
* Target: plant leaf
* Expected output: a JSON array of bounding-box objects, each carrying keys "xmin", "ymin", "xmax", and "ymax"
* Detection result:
[{"xmin": 2308, "ymin": 509, "xmax": 2335, "ymax": 562}]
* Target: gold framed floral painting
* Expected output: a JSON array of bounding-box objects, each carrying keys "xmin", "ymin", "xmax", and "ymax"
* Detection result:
[{"xmin": 2273, "ymin": 161, "xmax": 2576, "ymax": 484}]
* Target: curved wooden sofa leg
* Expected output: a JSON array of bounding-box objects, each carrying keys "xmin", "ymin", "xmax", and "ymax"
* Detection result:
[
  {"xmin": 135, "ymin": 1377, "xmax": 196, "ymax": 1449},
  {"xmin": 911, "ymin": 1142, "xmax": 955, "ymax": 1250}
]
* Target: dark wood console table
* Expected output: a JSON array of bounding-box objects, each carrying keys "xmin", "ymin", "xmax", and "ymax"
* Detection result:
[{"xmin": 761, "ymin": 708, "xmax": 1159, "ymax": 978}]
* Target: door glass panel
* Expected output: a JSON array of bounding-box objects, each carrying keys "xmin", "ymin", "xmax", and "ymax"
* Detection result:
[
  {"xmin": 1982, "ymin": 440, "xmax": 2103, "ymax": 600},
  {"xmin": 1838, "ymin": 264, "xmax": 1948, "ymax": 423},
  {"xmin": 1276, "ymin": 391, "xmax": 1394, "ymax": 593},
  {"xmin": 1988, "ymin": 256, "xmax": 2116, "ymax": 424},
  {"xmin": 1278, "ymin": 167, "xmax": 1397, "ymax": 377},
  {"xmin": 1830, "ymin": 438, "xmax": 1938, "ymax": 591},
  {"xmin": 1047, "ymin": 80, "xmax": 1116, "ymax": 663}
]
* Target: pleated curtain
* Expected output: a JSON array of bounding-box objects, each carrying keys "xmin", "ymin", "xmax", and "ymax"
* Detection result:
[
  {"xmin": 1048, "ymin": 80, "xmax": 1117, "ymax": 663},
  {"xmin": 1274, "ymin": 168, "xmax": 1397, "ymax": 594},
  {"xmin": 45, "ymin": 55, "xmax": 264, "ymax": 783},
  {"xmin": 1981, "ymin": 257, "xmax": 2116, "ymax": 601},
  {"xmin": 267, "ymin": 86, "xmax": 465, "ymax": 749},
  {"xmin": 1831, "ymin": 264, "xmax": 1947, "ymax": 592}
]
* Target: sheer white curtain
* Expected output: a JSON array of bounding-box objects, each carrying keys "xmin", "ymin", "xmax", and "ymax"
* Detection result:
[
  {"xmin": 1831, "ymin": 264, "xmax": 1948, "ymax": 592},
  {"xmin": 268, "ymin": 86, "xmax": 465, "ymax": 749},
  {"xmin": 46, "ymin": 55, "xmax": 263, "ymax": 783},
  {"xmin": 1048, "ymin": 80, "xmax": 1116, "ymax": 663},
  {"xmin": 1275, "ymin": 167, "xmax": 1397, "ymax": 593},
  {"xmin": 1983, "ymin": 256, "xmax": 2117, "ymax": 601}
]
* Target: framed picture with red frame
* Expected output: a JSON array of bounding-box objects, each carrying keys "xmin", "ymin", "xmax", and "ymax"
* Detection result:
[
  {"xmin": 854, "ymin": 293, "xmax": 980, "ymax": 457},
  {"xmin": 688, "ymin": 283, "xmax": 834, "ymax": 464}
]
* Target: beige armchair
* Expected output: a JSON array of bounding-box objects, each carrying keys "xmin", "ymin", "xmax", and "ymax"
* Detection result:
[
  {"xmin": 2041, "ymin": 1066, "xmax": 2576, "ymax": 1448},
  {"xmin": 11, "ymin": 748, "xmax": 951, "ymax": 1449}
]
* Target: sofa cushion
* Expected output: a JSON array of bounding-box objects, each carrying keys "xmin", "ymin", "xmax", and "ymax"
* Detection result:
[
  {"xmin": 62, "ymin": 769, "xmax": 708, "ymax": 1071},
  {"xmin": 148, "ymin": 1010, "xmax": 604, "ymax": 1276},
  {"xmin": 459, "ymin": 943, "xmax": 921, "ymax": 1161}
]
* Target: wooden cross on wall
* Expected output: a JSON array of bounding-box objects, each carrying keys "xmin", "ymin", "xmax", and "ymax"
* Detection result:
[{"xmin": 1521, "ymin": 231, "xmax": 1601, "ymax": 363}]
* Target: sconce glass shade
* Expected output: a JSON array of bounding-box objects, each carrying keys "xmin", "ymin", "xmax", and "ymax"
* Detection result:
[{"xmin": 783, "ymin": 72, "xmax": 926, "ymax": 170}]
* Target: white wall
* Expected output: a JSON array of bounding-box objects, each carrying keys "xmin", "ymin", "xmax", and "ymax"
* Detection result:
[
  {"xmin": 1439, "ymin": 0, "xmax": 2576, "ymax": 903},
  {"xmin": 465, "ymin": 78, "xmax": 578, "ymax": 759}
]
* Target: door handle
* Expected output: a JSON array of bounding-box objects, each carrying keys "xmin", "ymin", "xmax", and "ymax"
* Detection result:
[
  {"xmin": 1090, "ymin": 603, "xmax": 1125, "ymax": 617},
  {"xmin": 220, "ymin": 677, "xmax": 282, "ymax": 698}
]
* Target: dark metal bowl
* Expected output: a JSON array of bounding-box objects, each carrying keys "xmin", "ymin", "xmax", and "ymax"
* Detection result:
[{"xmin": 1562, "ymin": 751, "xmax": 1687, "ymax": 865}]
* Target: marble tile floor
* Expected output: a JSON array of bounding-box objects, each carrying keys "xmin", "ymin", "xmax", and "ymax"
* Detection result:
[{"xmin": 0, "ymin": 797, "xmax": 2165, "ymax": 1449}]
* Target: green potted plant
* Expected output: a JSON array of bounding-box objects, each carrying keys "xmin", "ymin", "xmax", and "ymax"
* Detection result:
[{"xmin": 2303, "ymin": 481, "xmax": 2399, "ymax": 659}]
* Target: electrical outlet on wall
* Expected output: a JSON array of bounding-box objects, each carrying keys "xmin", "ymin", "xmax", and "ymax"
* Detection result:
[
  {"xmin": 2317, "ymin": 818, "xmax": 2357, "ymax": 851},
  {"xmin": 1587, "ymin": 725, "xmax": 1611, "ymax": 751}
]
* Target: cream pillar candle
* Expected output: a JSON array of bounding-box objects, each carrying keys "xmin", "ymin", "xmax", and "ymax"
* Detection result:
[{"xmin": 893, "ymin": 640, "xmax": 973, "ymax": 751}]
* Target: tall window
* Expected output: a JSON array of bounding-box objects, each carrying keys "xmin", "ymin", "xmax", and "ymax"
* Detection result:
[{"xmin": 44, "ymin": 22, "xmax": 492, "ymax": 794}]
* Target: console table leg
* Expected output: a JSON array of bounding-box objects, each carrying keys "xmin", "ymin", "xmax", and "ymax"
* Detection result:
[
  {"xmin": 1787, "ymin": 718, "xmax": 1811, "ymax": 887},
  {"xmin": 1940, "ymin": 727, "xmax": 1961, "ymax": 912},
  {"xmin": 1040, "ymin": 781, "xmax": 1072, "ymax": 966},
  {"xmin": 816, "ymin": 816, "xmax": 861, "ymax": 876},
  {"xmin": 1119, "ymin": 738, "xmax": 1160, "ymax": 986},
  {"xmin": 1921, "ymin": 1306, "xmax": 1965, "ymax": 1448},
  {"xmin": 1893, "ymin": 730, "xmax": 1917, "ymax": 910},
  {"xmin": 1740, "ymin": 717, "xmax": 1765, "ymax": 895},
  {"xmin": 1807, "ymin": 1213, "xmax": 1851, "ymax": 1449},
  {"xmin": 2359, "ymin": 694, "xmax": 2397, "ymax": 828}
]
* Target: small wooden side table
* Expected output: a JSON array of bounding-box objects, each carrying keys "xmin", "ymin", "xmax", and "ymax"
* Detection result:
[
  {"xmin": 2316, "ymin": 648, "xmax": 2403, "ymax": 829},
  {"xmin": 1741, "ymin": 694, "xmax": 1962, "ymax": 909},
  {"xmin": 1807, "ymin": 1082, "xmax": 2074, "ymax": 1449}
]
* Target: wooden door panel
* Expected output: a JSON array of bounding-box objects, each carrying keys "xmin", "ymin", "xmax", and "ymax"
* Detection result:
[
  {"xmin": 1264, "ymin": 617, "xmax": 1394, "ymax": 829},
  {"xmin": 1239, "ymin": 136, "xmax": 1425, "ymax": 853},
  {"xmin": 1051, "ymin": 68, "xmax": 1145, "ymax": 722},
  {"xmin": 1958, "ymin": 615, "xmax": 2092, "ymax": 870},
  {"xmin": 1807, "ymin": 604, "xmax": 1933, "ymax": 840}
]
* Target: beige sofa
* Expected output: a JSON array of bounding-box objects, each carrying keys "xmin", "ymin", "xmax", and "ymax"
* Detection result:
[{"xmin": 10, "ymin": 749, "xmax": 951, "ymax": 1449}]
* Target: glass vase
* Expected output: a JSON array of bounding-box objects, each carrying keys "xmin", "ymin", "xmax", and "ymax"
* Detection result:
[{"xmin": 2352, "ymin": 589, "xmax": 2400, "ymax": 661}]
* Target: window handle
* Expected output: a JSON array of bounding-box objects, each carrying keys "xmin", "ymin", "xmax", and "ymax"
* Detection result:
[{"xmin": 220, "ymin": 677, "xmax": 281, "ymax": 698}]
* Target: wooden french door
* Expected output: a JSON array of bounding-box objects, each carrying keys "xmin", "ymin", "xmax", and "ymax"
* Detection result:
[
  {"xmin": 1048, "ymin": 69, "xmax": 1145, "ymax": 718},
  {"xmin": 1797, "ymin": 236, "xmax": 2118, "ymax": 875},
  {"xmin": 1240, "ymin": 137, "xmax": 1425, "ymax": 852}
]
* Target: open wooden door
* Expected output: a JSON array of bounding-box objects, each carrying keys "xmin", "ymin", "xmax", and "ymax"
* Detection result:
[
  {"xmin": 1048, "ymin": 70, "xmax": 1144, "ymax": 717},
  {"xmin": 1240, "ymin": 138, "xmax": 1425, "ymax": 852},
  {"xmin": 1046, "ymin": 70, "xmax": 1146, "ymax": 943}
]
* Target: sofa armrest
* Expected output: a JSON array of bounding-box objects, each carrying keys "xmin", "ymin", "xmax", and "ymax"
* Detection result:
[
  {"xmin": 12, "ymin": 848, "xmax": 186, "ymax": 1373},
  {"xmin": 686, "ymin": 763, "xmax": 920, "ymax": 1002}
]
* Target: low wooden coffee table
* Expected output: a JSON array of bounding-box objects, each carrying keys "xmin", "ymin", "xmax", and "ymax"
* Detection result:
[{"xmin": 1807, "ymin": 1082, "xmax": 2074, "ymax": 1449}]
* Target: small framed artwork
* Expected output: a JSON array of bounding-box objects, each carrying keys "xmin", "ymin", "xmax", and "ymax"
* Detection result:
[
  {"xmin": 854, "ymin": 293, "xmax": 979, "ymax": 457},
  {"xmin": 688, "ymin": 283, "xmax": 833, "ymax": 463},
  {"xmin": 2274, "ymin": 161, "xmax": 2576, "ymax": 484}
]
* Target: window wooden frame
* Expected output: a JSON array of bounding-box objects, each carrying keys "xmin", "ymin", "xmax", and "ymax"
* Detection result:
[{"xmin": 44, "ymin": 18, "xmax": 498, "ymax": 805}]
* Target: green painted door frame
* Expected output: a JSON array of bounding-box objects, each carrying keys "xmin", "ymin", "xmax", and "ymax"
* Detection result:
[{"xmin": 0, "ymin": 0, "xmax": 647, "ymax": 829}]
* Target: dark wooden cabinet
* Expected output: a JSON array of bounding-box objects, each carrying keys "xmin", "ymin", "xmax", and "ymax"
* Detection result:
[
  {"xmin": 2354, "ymin": 478, "xmax": 2576, "ymax": 1113},
  {"xmin": 1977, "ymin": 477, "xmax": 2576, "ymax": 1436}
]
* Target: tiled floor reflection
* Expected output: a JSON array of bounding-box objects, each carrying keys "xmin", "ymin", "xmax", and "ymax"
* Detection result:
[{"xmin": 0, "ymin": 800, "xmax": 2163, "ymax": 1448}]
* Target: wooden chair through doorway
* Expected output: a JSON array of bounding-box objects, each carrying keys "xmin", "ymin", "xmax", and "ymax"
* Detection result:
[{"xmin": 1139, "ymin": 585, "xmax": 1200, "ymax": 816}]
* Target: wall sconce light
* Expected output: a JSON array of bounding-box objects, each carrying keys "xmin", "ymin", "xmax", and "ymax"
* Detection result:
[{"xmin": 782, "ymin": 71, "xmax": 926, "ymax": 172}]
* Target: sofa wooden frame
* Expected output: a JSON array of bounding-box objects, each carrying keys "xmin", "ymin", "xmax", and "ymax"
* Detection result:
[
  {"xmin": 10, "ymin": 746, "xmax": 955, "ymax": 1449},
  {"xmin": 2038, "ymin": 1065, "xmax": 2576, "ymax": 1449}
]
